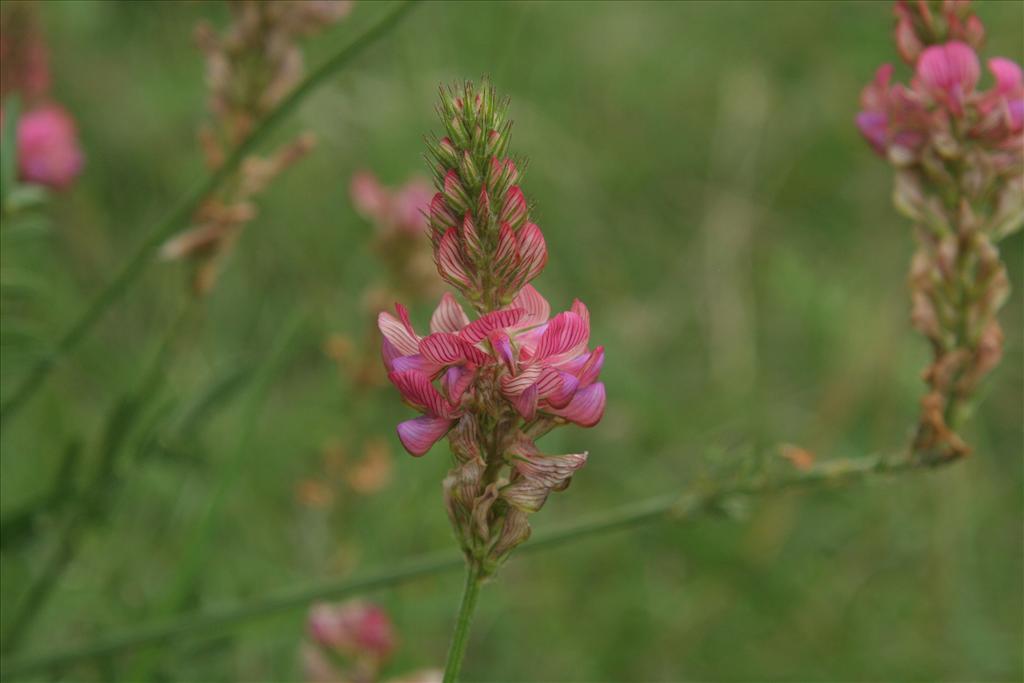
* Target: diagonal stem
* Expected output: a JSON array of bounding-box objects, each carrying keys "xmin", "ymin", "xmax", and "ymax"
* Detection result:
[
  {"xmin": 442, "ymin": 563, "xmax": 484, "ymax": 683},
  {"xmin": 0, "ymin": 0, "xmax": 419, "ymax": 428}
]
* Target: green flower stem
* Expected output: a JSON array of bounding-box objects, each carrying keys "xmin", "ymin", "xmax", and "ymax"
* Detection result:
[
  {"xmin": 0, "ymin": 449, "xmax": 943, "ymax": 679},
  {"xmin": 442, "ymin": 563, "xmax": 484, "ymax": 683},
  {"xmin": 0, "ymin": 0, "xmax": 419, "ymax": 428}
]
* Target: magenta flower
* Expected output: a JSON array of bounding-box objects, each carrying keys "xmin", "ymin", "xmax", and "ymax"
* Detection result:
[
  {"xmin": 10, "ymin": 104, "xmax": 84, "ymax": 190},
  {"xmin": 379, "ymin": 284, "xmax": 605, "ymax": 456}
]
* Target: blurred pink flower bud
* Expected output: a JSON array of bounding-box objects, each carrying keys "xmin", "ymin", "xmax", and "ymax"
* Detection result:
[
  {"xmin": 8, "ymin": 104, "xmax": 84, "ymax": 190},
  {"xmin": 351, "ymin": 171, "xmax": 432, "ymax": 236},
  {"xmin": 307, "ymin": 600, "xmax": 396, "ymax": 660}
]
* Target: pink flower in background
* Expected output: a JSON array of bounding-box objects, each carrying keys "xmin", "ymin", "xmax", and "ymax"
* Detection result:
[
  {"xmin": 11, "ymin": 104, "xmax": 84, "ymax": 190},
  {"xmin": 351, "ymin": 171, "xmax": 433, "ymax": 236},
  {"xmin": 307, "ymin": 600, "xmax": 396, "ymax": 660},
  {"xmin": 379, "ymin": 284, "xmax": 605, "ymax": 457}
]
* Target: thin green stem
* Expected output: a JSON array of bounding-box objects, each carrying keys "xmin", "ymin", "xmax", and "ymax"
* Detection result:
[
  {"xmin": 0, "ymin": 0, "xmax": 419, "ymax": 428},
  {"xmin": 0, "ymin": 449, "xmax": 944, "ymax": 679},
  {"xmin": 442, "ymin": 563, "xmax": 483, "ymax": 683}
]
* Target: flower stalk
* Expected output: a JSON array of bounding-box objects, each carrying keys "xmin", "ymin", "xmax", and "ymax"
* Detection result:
[
  {"xmin": 856, "ymin": 0, "xmax": 1022, "ymax": 463},
  {"xmin": 378, "ymin": 79, "xmax": 606, "ymax": 676}
]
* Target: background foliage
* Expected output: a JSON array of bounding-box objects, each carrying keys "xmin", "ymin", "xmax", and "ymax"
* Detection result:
[{"xmin": 1, "ymin": 1, "xmax": 1022, "ymax": 680}]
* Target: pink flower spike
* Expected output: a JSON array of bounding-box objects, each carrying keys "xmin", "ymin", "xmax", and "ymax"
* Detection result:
[
  {"xmin": 916, "ymin": 41, "xmax": 980, "ymax": 113},
  {"xmin": 15, "ymin": 105, "xmax": 84, "ymax": 190},
  {"xmin": 550, "ymin": 382, "xmax": 606, "ymax": 427},
  {"xmin": 397, "ymin": 416, "xmax": 455, "ymax": 456}
]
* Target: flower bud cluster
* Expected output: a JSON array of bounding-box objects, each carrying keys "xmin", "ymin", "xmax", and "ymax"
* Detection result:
[
  {"xmin": 857, "ymin": 0, "xmax": 1022, "ymax": 461},
  {"xmin": 378, "ymin": 81, "xmax": 605, "ymax": 575},
  {"xmin": 162, "ymin": 1, "xmax": 350, "ymax": 296},
  {"xmin": 0, "ymin": 3, "xmax": 84, "ymax": 192}
]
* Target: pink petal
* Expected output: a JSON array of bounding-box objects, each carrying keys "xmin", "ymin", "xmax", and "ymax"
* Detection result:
[
  {"xmin": 435, "ymin": 227, "xmax": 473, "ymax": 288},
  {"xmin": 508, "ymin": 284, "xmax": 550, "ymax": 329},
  {"xmin": 988, "ymin": 57, "xmax": 1023, "ymax": 95},
  {"xmin": 420, "ymin": 332, "xmax": 468, "ymax": 365},
  {"xmin": 430, "ymin": 292, "xmax": 470, "ymax": 334},
  {"xmin": 548, "ymin": 382, "xmax": 605, "ymax": 427},
  {"xmin": 388, "ymin": 370, "xmax": 455, "ymax": 418},
  {"xmin": 534, "ymin": 311, "xmax": 589, "ymax": 361},
  {"xmin": 380, "ymin": 337, "xmax": 402, "ymax": 372},
  {"xmin": 391, "ymin": 353, "xmax": 442, "ymax": 376},
  {"xmin": 510, "ymin": 384, "xmax": 538, "ymax": 420},
  {"xmin": 443, "ymin": 366, "xmax": 476, "ymax": 404},
  {"xmin": 500, "ymin": 186, "xmax": 527, "ymax": 226},
  {"xmin": 574, "ymin": 346, "xmax": 604, "ymax": 387},
  {"xmin": 515, "ymin": 223, "xmax": 547, "ymax": 284},
  {"xmin": 570, "ymin": 299, "xmax": 590, "ymax": 328},
  {"xmin": 378, "ymin": 309, "xmax": 420, "ymax": 356},
  {"xmin": 459, "ymin": 308, "xmax": 524, "ymax": 345},
  {"xmin": 916, "ymin": 41, "xmax": 980, "ymax": 101},
  {"xmin": 489, "ymin": 330, "xmax": 515, "ymax": 373},
  {"xmin": 536, "ymin": 368, "xmax": 578, "ymax": 409},
  {"xmin": 397, "ymin": 416, "xmax": 454, "ymax": 456},
  {"xmin": 500, "ymin": 363, "xmax": 543, "ymax": 397},
  {"xmin": 461, "ymin": 212, "xmax": 483, "ymax": 259},
  {"xmin": 494, "ymin": 221, "xmax": 517, "ymax": 270}
]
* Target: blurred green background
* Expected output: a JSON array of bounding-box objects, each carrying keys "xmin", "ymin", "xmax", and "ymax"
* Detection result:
[{"xmin": 1, "ymin": 1, "xmax": 1022, "ymax": 681}]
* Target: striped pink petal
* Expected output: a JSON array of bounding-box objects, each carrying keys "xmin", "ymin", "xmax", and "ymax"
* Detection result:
[
  {"xmin": 574, "ymin": 346, "xmax": 604, "ymax": 387},
  {"xmin": 515, "ymin": 223, "xmax": 547, "ymax": 284},
  {"xmin": 443, "ymin": 366, "xmax": 476, "ymax": 404},
  {"xmin": 430, "ymin": 292, "xmax": 470, "ymax": 334},
  {"xmin": 378, "ymin": 308, "xmax": 420, "ymax": 356},
  {"xmin": 460, "ymin": 212, "xmax": 483, "ymax": 259},
  {"xmin": 459, "ymin": 308, "xmax": 524, "ymax": 345},
  {"xmin": 380, "ymin": 337, "xmax": 402, "ymax": 372},
  {"xmin": 436, "ymin": 227, "xmax": 473, "ymax": 288},
  {"xmin": 534, "ymin": 311, "xmax": 589, "ymax": 361},
  {"xmin": 508, "ymin": 284, "xmax": 550, "ymax": 329},
  {"xmin": 420, "ymin": 333, "xmax": 468, "ymax": 365},
  {"xmin": 391, "ymin": 354, "xmax": 442, "ymax": 376},
  {"xmin": 388, "ymin": 370, "xmax": 456, "ymax": 418},
  {"xmin": 536, "ymin": 368, "xmax": 578, "ymax": 409},
  {"xmin": 548, "ymin": 382, "xmax": 605, "ymax": 427},
  {"xmin": 397, "ymin": 416, "xmax": 454, "ymax": 456},
  {"xmin": 510, "ymin": 384, "xmax": 538, "ymax": 420},
  {"xmin": 500, "ymin": 186, "xmax": 527, "ymax": 226},
  {"xmin": 494, "ymin": 222, "xmax": 517, "ymax": 271},
  {"xmin": 501, "ymin": 363, "xmax": 543, "ymax": 396}
]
